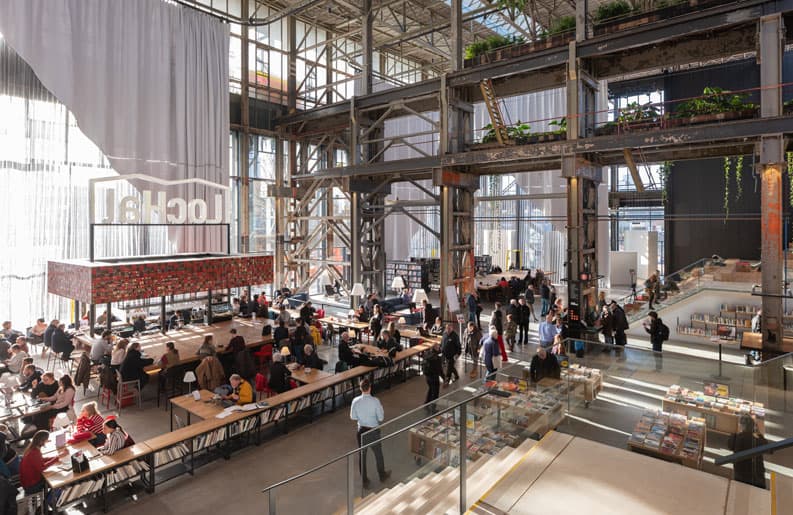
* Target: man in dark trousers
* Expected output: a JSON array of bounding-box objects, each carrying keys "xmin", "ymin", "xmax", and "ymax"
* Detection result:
[
  {"xmin": 644, "ymin": 310, "xmax": 665, "ymax": 371},
  {"xmin": 441, "ymin": 323, "xmax": 461, "ymax": 385},
  {"xmin": 540, "ymin": 280, "xmax": 551, "ymax": 317},
  {"xmin": 423, "ymin": 342, "xmax": 443, "ymax": 406},
  {"xmin": 350, "ymin": 378, "xmax": 390, "ymax": 489},
  {"xmin": 610, "ymin": 301, "xmax": 629, "ymax": 350},
  {"xmin": 517, "ymin": 297, "xmax": 530, "ymax": 345}
]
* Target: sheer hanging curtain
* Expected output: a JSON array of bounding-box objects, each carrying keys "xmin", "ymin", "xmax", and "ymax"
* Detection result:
[
  {"xmin": 0, "ymin": 0, "xmax": 230, "ymax": 252},
  {"xmin": 0, "ymin": 38, "xmax": 170, "ymax": 325}
]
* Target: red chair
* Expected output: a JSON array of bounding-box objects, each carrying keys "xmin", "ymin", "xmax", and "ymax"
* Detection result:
[
  {"xmin": 254, "ymin": 372, "xmax": 275, "ymax": 400},
  {"xmin": 254, "ymin": 343, "xmax": 274, "ymax": 371}
]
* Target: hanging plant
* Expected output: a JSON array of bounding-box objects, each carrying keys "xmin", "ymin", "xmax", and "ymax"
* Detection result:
[
  {"xmin": 787, "ymin": 151, "xmax": 793, "ymax": 207},
  {"xmin": 723, "ymin": 156, "xmax": 731, "ymax": 218},
  {"xmin": 495, "ymin": 0, "xmax": 528, "ymax": 19},
  {"xmin": 659, "ymin": 161, "xmax": 673, "ymax": 205},
  {"xmin": 735, "ymin": 155, "xmax": 744, "ymax": 200}
]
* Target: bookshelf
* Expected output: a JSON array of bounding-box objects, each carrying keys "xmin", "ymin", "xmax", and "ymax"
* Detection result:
[
  {"xmin": 385, "ymin": 261, "xmax": 430, "ymax": 292},
  {"xmin": 676, "ymin": 304, "xmax": 793, "ymax": 343},
  {"xmin": 661, "ymin": 384, "xmax": 765, "ymax": 434},
  {"xmin": 475, "ymin": 255, "xmax": 493, "ymax": 274}
]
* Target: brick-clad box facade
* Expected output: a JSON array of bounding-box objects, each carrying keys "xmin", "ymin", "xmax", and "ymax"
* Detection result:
[{"xmin": 48, "ymin": 254, "xmax": 274, "ymax": 304}]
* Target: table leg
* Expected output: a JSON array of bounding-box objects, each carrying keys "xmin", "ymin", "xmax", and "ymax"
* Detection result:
[{"xmin": 170, "ymin": 401, "xmax": 173, "ymax": 431}]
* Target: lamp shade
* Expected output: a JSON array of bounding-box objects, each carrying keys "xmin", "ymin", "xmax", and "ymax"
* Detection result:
[
  {"xmin": 398, "ymin": 317, "xmax": 406, "ymax": 324},
  {"xmin": 351, "ymin": 283, "xmax": 366, "ymax": 297},
  {"xmin": 391, "ymin": 276, "xmax": 405, "ymax": 290},
  {"xmin": 280, "ymin": 346, "xmax": 291, "ymax": 356},
  {"xmin": 412, "ymin": 288, "xmax": 429, "ymax": 304},
  {"xmin": 183, "ymin": 371, "xmax": 197, "ymax": 383}
]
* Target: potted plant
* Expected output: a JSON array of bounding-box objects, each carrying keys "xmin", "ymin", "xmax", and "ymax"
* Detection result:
[
  {"xmin": 595, "ymin": 101, "xmax": 661, "ymax": 136},
  {"xmin": 670, "ymin": 87, "xmax": 758, "ymax": 126}
]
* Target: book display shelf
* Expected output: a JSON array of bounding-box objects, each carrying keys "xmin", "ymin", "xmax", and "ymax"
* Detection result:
[
  {"xmin": 562, "ymin": 364, "xmax": 602, "ymax": 404},
  {"xmin": 661, "ymin": 384, "xmax": 765, "ymax": 434},
  {"xmin": 627, "ymin": 409, "xmax": 706, "ymax": 469},
  {"xmin": 676, "ymin": 304, "xmax": 793, "ymax": 343},
  {"xmin": 385, "ymin": 261, "xmax": 430, "ymax": 292}
]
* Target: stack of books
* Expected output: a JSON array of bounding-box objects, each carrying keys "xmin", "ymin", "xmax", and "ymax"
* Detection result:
[
  {"xmin": 628, "ymin": 409, "xmax": 705, "ymax": 463},
  {"xmin": 665, "ymin": 385, "xmax": 765, "ymax": 419}
]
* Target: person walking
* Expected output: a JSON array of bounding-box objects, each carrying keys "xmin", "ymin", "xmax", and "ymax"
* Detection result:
[
  {"xmin": 423, "ymin": 342, "xmax": 443, "ymax": 406},
  {"xmin": 517, "ymin": 297, "xmax": 530, "ymax": 344},
  {"xmin": 540, "ymin": 280, "xmax": 551, "ymax": 317},
  {"xmin": 441, "ymin": 324, "xmax": 461, "ymax": 385},
  {"xmin": 600, "ymin": 305, "xmax": 614, "ymax": 347},
  {"xmin": 490, "ymin": 303, "xmax": 508, "ymax": 362},
  {"xmin": 463, "ymin": 322, "xmax": 482, "ymax": 378},
  {"xmin": 644, "ymin": 311, "xmax": 666, "ymax": 371},
  {"xmin": 610, "ymin": 301, "xmax": 629, "ymax": 350},
  {"xmin": 480, "ymin": 328, "xmax": 500, "ymax": 381},
  {"xmin": 538, "ymin": 313, "xmax": 558, "ymax": 349},
  {"xmin": 525, "ymin": 286, "xmax": 538, "ymax": 322},
  {"xmin": 466, "ymin": 292, "xmax": 478, "ymax": 325},
  {"xmin": 350, "ymin": 378, "xmax": 390, "ymax": 489}
]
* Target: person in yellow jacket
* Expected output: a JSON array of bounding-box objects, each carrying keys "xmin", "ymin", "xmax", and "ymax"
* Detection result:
[{"xmin": 223, "ymin": 374, "xmax": 253, "ymax": 405}]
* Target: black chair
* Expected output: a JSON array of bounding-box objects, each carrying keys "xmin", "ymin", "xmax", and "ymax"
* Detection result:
[{"xmin": 157, "ymin": 365, "xmax": 186, "ymax": 409}]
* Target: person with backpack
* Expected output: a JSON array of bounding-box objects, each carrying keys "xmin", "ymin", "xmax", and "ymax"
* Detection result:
[
  {"xmin": 609, "ymin": 301, "xmax": 630, "ymax": 350},
  {"xmin": 644, "ymin": 311, "xmax": 668, "ymax": 370},
  {"xmin": 441, "ymin": 324, "xmax": 461, "ymax": 385},
  {"xmin": 422, "ymin": 342, "xmax": 443, "ymax": 406}
]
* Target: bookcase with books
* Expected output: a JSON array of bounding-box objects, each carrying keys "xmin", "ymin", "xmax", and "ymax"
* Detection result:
[
  {"xmin": 385, "ymin": 261, "xmax": 430, "ymax": 292},
  {"xmin": 52, "ymin": 457, "xmax": 150, "ymax": 511},
  {"xmin": 627, "ymin": 409, "xmax": 706, "ymax": 469},
  {"xmin": 676, "ymin": 304, "xmax": 793, "ymax": 342},
  {"xmin": 474, "ymin": 255, "xmax": 493, "ymax": 273},
  {"xmin": 661, "ymin": 384, "xmax": 765, "ymax": 434}
]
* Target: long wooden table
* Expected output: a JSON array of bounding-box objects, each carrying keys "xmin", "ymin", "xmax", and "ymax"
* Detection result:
[{"xmin": 288, "ymin": 364, "xmax": 334, "ymax": 384}]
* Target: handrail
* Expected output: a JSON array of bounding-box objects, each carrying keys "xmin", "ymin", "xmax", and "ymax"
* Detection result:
[
  {"xmin": 714, "ymin": 437, "xmax": 793, "ymax": 466},
  {"xmin": 260, "ymin": 389, "xmax": 491, "ymax": 493},
  {"xmin": 615, "ymin": 257, "xmax": 710, "ymax": 306}
]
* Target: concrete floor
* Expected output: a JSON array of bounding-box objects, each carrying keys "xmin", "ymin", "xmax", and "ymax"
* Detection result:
[{"xmin": 20, "ymin": 295, "xmax": 793, "ymax": 514}]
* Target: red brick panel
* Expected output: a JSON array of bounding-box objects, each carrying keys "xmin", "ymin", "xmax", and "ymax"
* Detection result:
[{"xmin": 47, "ymin": 255, "xmax": 274, "ymax": 304}]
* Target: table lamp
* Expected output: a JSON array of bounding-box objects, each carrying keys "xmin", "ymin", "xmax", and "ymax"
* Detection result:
[
  {"xmin": 391, "ymin": 276, "xmax": 405, "ymax": 293},
  {"xmin": 398, "ymin": 317, "xmax": 406, "ymax": 325},
  {"xmin": 351, "ymin": 282, "xmax": 365, "ymax": 298},
  {"xmin": 412, "ymin": 288, "xmax": 429, "ymax": 304},
  {"xmin": 183, "ymin": 371, "xmax": 197, "ymax": 394},
  {"xmin": 280, "ymin": 346, "xmax": 291, "ymax": 357}
]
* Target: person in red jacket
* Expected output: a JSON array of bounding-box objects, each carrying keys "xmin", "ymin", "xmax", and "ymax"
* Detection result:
[{"xmin": 20, "ymin": 430, "xmax": 65, "ymax": 495}]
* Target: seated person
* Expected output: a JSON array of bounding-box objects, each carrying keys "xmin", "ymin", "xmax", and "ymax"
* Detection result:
[
  {"xmin": 51, "ymin": 323, "xmax": 74, "ymax": 360},
  {"xmin": 20, "ymin": 430, "xmax": 67, "ymax": 495},
  {"xmin": 167, "ymin": 312, "xmax": 179, "ymax": 331},
  {"xmin": 158, "ymin": 341, "xmax": 180, "ymax": 370},
  {"xmin": 268, "ymin": 352, "xmax": 292, "ymax": 393},
  {"xmin": 18, "ymin": 364, "xmax": 43, "ymax": 393},
  {"xmin": 300, "ymin": 344, "xmax": 325, "ymax": 370},
  {"xmin": 401, "ymin": 288, "xmax": 412, "ymax": 305},
  {"xmin": 74, "ymin": 402, "xmax": 105, "ymax": 446},
  {"xmin": 273, "ymin": 319, "xmax": 290, "ymax": 346},
  {"xmin": 222, "ymin": 374, "xmax": 253, "ymax": 406},
  {"xmin": 110, "ymin": 338, "xmax": 128, "ymax": 371},
  {"xmin": 30, "ymin": 371, "xmax": 58, "ymax": 400},
  {"xmin": 0, "ymin": 339, "xmax": 10, "ymax": 363},
  {"xmin": 228, "ymin": 329, "xmax": 246, "ymax": 353},
  {"xmin": 97, "ymin": 419, "xmax": 128, "ymax": 455},
  {"xmin": 429, "ymin": 317, "xmax": 444, "ymax": 336},
  {"xmin": 28, "ymin": 318, "xmax": 48, "ymax": 343},
  {"xmin": 132, "ymin": 316, "xmax": 146, "ymax": 333},
  {"xmin": 0, "ymin": 428, "xmax": 18, "ymax": 477},
  {"xmin": 14, "ymin": 336, "xmax": 29, "ymax": 354},
  {"xmin": 196, "ymin": 335, "xmax": 217, "ymax": 358},
  {"xmin": 91, "ymin": 331, "xmax": 113, "ymax": 365},
  {"xmin": 0, "ymin": 344, "xmax": 28, "ymax": 376},
  {"xmin": 338, "ymin": 332, "xmax": 360, "ymax": 369},
  {"xmin": 529, "ymin": 346, "xmax": 561, "ymax": 383},
  {"xmin": 0, "ymin": 322, "xmax": 22, "ymax": 343},
  {"xmin": 31, "ymin": 375, "xmax": 76, "ymax": 431},
  {"xmin": 376, "ymin": 329, "xmax": 402, "ymax": 357},
  {"xmin": 120, "ymin": 341, "xmax": 155, "ymax": 388}
]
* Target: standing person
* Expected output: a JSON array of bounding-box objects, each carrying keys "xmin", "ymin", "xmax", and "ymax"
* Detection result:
[
  {"xmin": 441, "ymin": 324, "xmax": 461, "ymax": 385},
  {"xmin": 504, "ymin": 314, "xmax": 517, "ymax": 352},
  {"xmin": 600, "ymin": 305, "xmax": 614, "ymax": 347},
  {"xmin": 481, "ymin": 328, "xmax": 500, "ymax": 381},
  {"xmin": 349, "ymin": 378, "xmax": 390, "ymax": 489},
  {"xmin": 538, "ymin": 314, "xmax": 558, "ymax": 350},
  {"xmin": 490, "ymin": 303, "xmax": 508, "ymax": 362},
  {"xmin": 549, "ymin": 284, "xmax": 558, "ymax": 312},
  {"xmin": 368, "ymin": 304, "xmax": 383, "ymax": 343},
  {"xmin": 466, "ymin": 291, "xmax": 478, "ymax": 325},
  {"xmin": 728, "ymin": 415, "xmax": 768, "ymax": 489},
  {"xmin": 525, "ymin": 286, "xmax": 538, "ymax": 322},
  {"xmin": 645, "ymin": 274, "xmax": 657, "ymax": 310},
  {"xmin": 644, "ymin": 311, "xmax": 666, "ymax": 370},
  {"xmin": 597, "ymin": 291, "xmax": 607, "ymax": 314},
  {"xmin": 463, "ymin": 322, "xmax": 482, "ymax": 378},
  {"xmin": 610, "ymin": 301, "xmax": 629, "ymax": 350},
  {"xmin": 517, "ymin": 298, "xmax": 530, "ymax": 345},
  {"xmin": 751, "ymin": 310, "xmax": 762, "ymax": 333},
  {"xmin": 540, "ymin": 281, "xmax": 551, "ymax": 317},
  {"xmin": 422, "ymin": 342, "xmax": 443, "ymax": 405}
]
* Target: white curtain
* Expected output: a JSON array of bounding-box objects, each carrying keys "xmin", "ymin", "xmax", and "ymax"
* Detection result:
[{"xmin": 0, "ymin": 0, "xmax": 230, "ymax": 252}]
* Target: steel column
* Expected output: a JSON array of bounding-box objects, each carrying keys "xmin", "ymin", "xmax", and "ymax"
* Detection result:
[
  {"xmin": 450, "ymin": 0, "xmax": 463, "ymax": 73},
  {"xmin": 240, "ymin": 0, "xmax": 251, "ymax": 253},
  {"xmin": 350, "ymin": 191, "xmax": 362, "ymax": 309},
  {"xmin": 759, "ymin": 14, "xmax": 785, "ymax": 351}
]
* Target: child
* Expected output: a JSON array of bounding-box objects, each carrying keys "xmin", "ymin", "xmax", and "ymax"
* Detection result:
[{"xmin": 504, "ymin": 313, "xmax": 518, "ymax": 352}]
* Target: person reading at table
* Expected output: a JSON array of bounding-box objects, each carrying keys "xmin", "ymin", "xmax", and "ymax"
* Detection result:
[
  {"xmin": 28, "ymin": 318, "xmax": 48, "ymax": 344},
  {"xmin": 158, "ymin": 341, "xmax": 180, "ymax": 370},
  {"xmin": 268, "ymin": 352, "xmax": 292, "ymax": 393},
  {"xmin": 97, "ymin": 419, "xmax": 127, "ymax": 456},
  {"xmin": 222, "ymin": 374, "xmax": 253, "ymax": 405},
  {"xmin": 273, "ymin": 319, "xmax": 289, "ymax": 347},
  {"xmin": 0, "ymin": 429, "xmax": 19, "ymax": 478},
  {"xmin": 42, "ymin": 319, "xmax": 58, "ymax": 358},
  {"xmin": 338, "ymin": 332, "xmax": 360, "ymax": 369},
  {"xmin": 51, "ymin": 323, "xmax": 74, "ymax": 361},
  {"xmin": 111, "ymin": 338, "xmax": 128, "ymax": 371},
  {"xmin": 18, "ymin": 357, "xmax": 35, "ymax": 383},
  {"xmin": 91, "ymin": 330, "xmax": 114, "ymax": 365},
  {"xmin": 376, "ymin": 329, "xmax": 402, "ymax": 358},
  {"xmin": 20, "ymin": 430, "xmax": 66, "ymax": 496},
  {"xmin": 386, "ymin": 321, "xmax": 401, "ymax": 344},
  {"xmin": 529, "ymin": 347, "xmax": 561, "ymax": 383},
  {"xmin": 74, "ymin": 401, "xmax": 105, "ymax": 446},
  {"xmin": 33, "ymin": 374, "xmax": 76, "ymax": 430},
  {"xmin": 300, "ymin": 344, "xmax": 325, "ymax": 370},
  {"xmin": 120, "ymin": 341, "xmax": 155, "ymax": 388},
  {"xmin": 31, "ymin": 371, "xmax": 58, "ymax": 400},
  {"xmin": 228, "ymin": 329, "xmax": 246, "ymax": 354},
  {"xmin": 0, "ymin": 344, "xmax": 28, "ymax": 377},
  {"xmin": 196, "ymin": 335, "xmax": 216, "ymax": 359}
]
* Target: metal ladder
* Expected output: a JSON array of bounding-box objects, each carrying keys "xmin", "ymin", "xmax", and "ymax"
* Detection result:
[{"xmin": 480, "ymin": 79, "xmax": 509, "ymax": 145}]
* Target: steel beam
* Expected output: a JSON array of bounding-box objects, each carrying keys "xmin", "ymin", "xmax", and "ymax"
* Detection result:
[
  {"xmin": 359, "ymin": 0, "xmax": 374, "ymax": 96},
  {"xmin": 450, "ymin": 0, "xmax": 463, "ymax": 73}
]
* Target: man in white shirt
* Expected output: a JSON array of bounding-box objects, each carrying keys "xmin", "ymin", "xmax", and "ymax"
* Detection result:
[
  {"xmin": 90, "ymin": 331, "xmax": 113, "ymax": 365},
  {"xmin": 350, "ymin": 378, "xmax": 390, "ymax": 488}
]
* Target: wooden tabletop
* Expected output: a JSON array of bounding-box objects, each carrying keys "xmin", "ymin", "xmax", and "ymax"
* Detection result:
[
  {"xmin": 318, "ymin": 317, "xmax": 368, "ymax": 330},
  {"xmin": 170, "ymin": 389, "xmax": 224, "ymax": 420},
  {"xmin": 288, "ymin": 364, "xmax": 334, "ymax": 384},
  {"xmin": 351, "ymin": 344, "xmax": 388, "ymax": 357},
  {"xmin": 398, "ymin": 328, "xmax": 442, "ymax": 345},
  {"xmin": 43, "ymin": 439, "xmax": 153, "ymax": 489}
]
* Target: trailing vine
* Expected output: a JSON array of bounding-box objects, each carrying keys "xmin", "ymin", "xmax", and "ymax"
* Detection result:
[
  {"xmin": 659, "ymin": 161, "xmax": 673, "ymax": 205},
  {"xmin": 735, "ymin": 155, "xmax": 743, "ymax": 200},
  {"xmin": 788, "ymin": 151, "xmax": 793, "ymax": 208},
  {"xmin": 723, "ymin": 156, "xmax": 731, "ymax": 218}
]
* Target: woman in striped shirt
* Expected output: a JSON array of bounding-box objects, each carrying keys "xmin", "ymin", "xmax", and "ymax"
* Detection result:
[
  {"xmin": 75, "ymin": 402, "xmax": 105, "ymax": 446},
  {"xmin": 97, "ymin": 419, "xmax": 127, "ymax": 455}
]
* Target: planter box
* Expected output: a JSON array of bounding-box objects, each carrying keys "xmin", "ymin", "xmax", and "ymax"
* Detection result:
[
  {"xmin": 666, "ymin": 109, "xmax": 757, "ymax": 127},
  {"xmin": 463, "ymin": 32, "xmax": 574, "ymax": 69},
  {"xmin": 594, "ymin": 120, "xmax": 661, "ymax": 136},
  {"xmin": 592, "ymin": 0, "xmax": 727, "ymax": 36}
]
